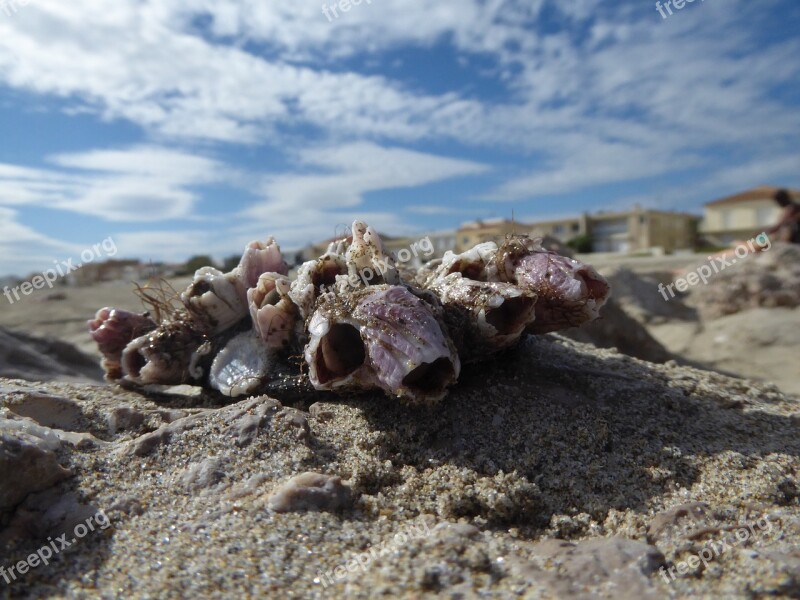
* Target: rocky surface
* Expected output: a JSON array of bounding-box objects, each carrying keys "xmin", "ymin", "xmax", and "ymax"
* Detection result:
[
  {"xmin": 0, "ymin": 335, "xmax": 798, "ymax": 598},
  {"xmin": 559, "ymin": 297, "xmax": 673, "ymax": 364},
  {"xmin": 0, "ymin": 327, "xmax": 103, "ymax": 384},
  {"xmin": 685, "ymin": 242, "xmax": 800, "ymax": 320}
]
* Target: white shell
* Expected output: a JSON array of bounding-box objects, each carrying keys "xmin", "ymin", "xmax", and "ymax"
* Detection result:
[{"xmin": 209, "ymin": 331, "xmax": 272, "ymax": 397}]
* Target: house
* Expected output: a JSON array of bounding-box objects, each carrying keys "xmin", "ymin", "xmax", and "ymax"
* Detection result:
[
  {"xmin": 700, "ymin": 186, "xmax": 798, "ymax": 245},
  {"xmin": 529, "ymin": 214, "xmax": 590, "ymax": 243},
  {"xmin": 525, "ymin": 207, "xmax": 698, "ymax": 254},
  {"xmin": 588, "ymin": 207, "xmax": 699, "ymax": 254},
  {"xmin": 455, "ymin": 219, "xmax": 522, "ymax": 252}
]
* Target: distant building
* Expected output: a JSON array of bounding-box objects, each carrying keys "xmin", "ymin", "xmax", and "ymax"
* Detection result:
[
  {"xmin": 527, "ymin": 208, "xmax": 698, "ymax": 254},
  {"xmin": 455, "ymin": 219, "xmax": 522, "ymax": 252},
  {"xmin": 64, "ymin": 259, "xmax": 145, "ymax": 286},
  {"xmin": 700, "ymin": 186, "xmax": 798, "ymax": 245},
  {"xmin": 415, "ymin": 230, "xmax": 456, "ymax": 259},
  {"xmin": 588, "ymin": 207, "xmax": 699, "ymax": 254},
  {"xmin": 529, "ymin": 214, "xmax": 590, "ymax": 243}
]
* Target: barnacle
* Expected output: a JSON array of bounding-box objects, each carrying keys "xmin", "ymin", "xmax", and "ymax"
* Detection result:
[{"xmin": 90, "ymin": 220, "xmax": 610, "ymax": 404}]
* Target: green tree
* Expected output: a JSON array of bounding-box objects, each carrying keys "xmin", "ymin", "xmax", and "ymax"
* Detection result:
[
  {"xmin": 566, "ymin": 234, "xmax": 592, "ymax": 253},
  {"xmin": 180, "ymin": 255, "xmax": 217, "ymax": 275}
]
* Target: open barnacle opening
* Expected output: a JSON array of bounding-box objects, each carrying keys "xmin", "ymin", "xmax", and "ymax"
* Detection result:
[
  {"xmin": 315, "ymin": 323, "xmax": 366, "ymax": 385},
  {"xmin": 484, "ymin": 295, "xmax": 537, "ymax": 335},
  {"xmin": 401, "ymin": 357, "xmax": 457, "ymax": 395}
]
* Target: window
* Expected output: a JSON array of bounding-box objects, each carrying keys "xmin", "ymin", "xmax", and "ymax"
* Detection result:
[
  {"xmin": 571, "ymin": 223, "xmax": 580, "ymax": 232},
  {"xmin": 755, "ymin": 207, "xmax": 774, "ymax": 227},
  {"xmin": 721, "ymin": 210, "xmax": 734, "ymax": 229},
  {"xmin": 553, "ymin": 225, "xmax": 564, "ymax": 234}
]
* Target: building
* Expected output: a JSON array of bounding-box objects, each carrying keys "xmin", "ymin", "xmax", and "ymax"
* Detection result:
[
  {"xmin": 529, "ymin": 214, "xmax": 590, "ymax": 243},
  {"xmin": 588, "ymin": 207, "xmax": 698, "ymax": 253},
  {"xmin": 455, "ymin": 219, "xmax": 523, "ymax": 252},
  {"xmin": 526, "ymin": 207, "xmax": 698, "ymax": 254},
  {"xmin": 700, "ymin": 186, "xmax": 797, "ymax": 245}
]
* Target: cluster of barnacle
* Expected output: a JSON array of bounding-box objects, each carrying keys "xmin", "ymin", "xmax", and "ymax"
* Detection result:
[{"xmin": 89, "ymin": 221, "xmax": 610, "ymax": 404}]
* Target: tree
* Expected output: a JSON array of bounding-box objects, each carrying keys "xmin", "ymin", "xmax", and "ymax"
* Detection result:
[
  {"xmin": 222, "ymin": 255, "xmax": 241, "ymax": 272},
  {"xmin": 566, "ymin": 234, "xmax": 592, "ymax": 254},
  {"xmin": 180, "ymin": 255, "xmax": 216, "ymax": 275}
]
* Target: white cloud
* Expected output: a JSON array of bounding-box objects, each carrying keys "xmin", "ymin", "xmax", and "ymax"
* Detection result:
[
  {"xmin": 0, "ymin": 146, "xmax": 229, "ymax": 222},
  {"xmin": 246, "ymin": 142, "xmax": 488, "ymax": 216},
  {"xmin": 0, "ymin": 207, "xmax": 81, "ymax": 276}
]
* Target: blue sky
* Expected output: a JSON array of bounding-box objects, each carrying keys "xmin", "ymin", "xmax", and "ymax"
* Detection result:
[{"xmin": 0, "ymin": 0, "xmax": 798, "ymax": 276}]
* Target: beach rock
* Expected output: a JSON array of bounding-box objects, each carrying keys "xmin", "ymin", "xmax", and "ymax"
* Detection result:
[
  {"xmin": 0, "ymin": 429, "xmax": 71, "ymax": 519},
  {"xmin": 510, "ymin": 537, "xmax": 665, "ymax": 599},
  {"xmin": 268, "ymin": 472, "xmax": 352, "ymax": 513},
  {"xmin": 0, "ymin": 327, "xmax": 104, "ymax": 383},
  {"xmin": 600, "ymin": 266, "xmax": 698, "ymax": 324},
  {"xmin": 0, "ymin": 334, "xmax": 797, "ymax": 598},
  {"xmin": 559, "ymin": 297, "xmax": 673, "ymax": 363},
  {"xmin": 685, "ymin": 242, "xmax": 800, "ymax": 320}
]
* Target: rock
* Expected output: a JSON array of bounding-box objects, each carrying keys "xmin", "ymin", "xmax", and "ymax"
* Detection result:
[
  {"xmin": 685, "ymin": 242, "xmax": 800, "ymax": 320},
  {"xmin": 559, "ymin": 297, "xmax": 673, "ymax": 363},
  {"xmin": 0, "ymin": 430, "xmax": 71, "ymax": 518},
  {"xmin": 124, "ymin": 413, "xmax": 206, "ymax": 456},
  {"xmin": 178, "ymin": 457, "xmax": 228, "ymax": 492},
  {"xmin": 3, "ymin": 392, "xmax": 85, "ymax": 431},
  {"xmin": 600, "ymin": 266, "xmax": 698, "ymax": 325},
  {"xmin": 0, "ymin": 327, "xmax": 104, "ymax": 383},
  {"xmin": 0, "ymin": 333, "xmax": 797, "ymax": 598},
  {"xmin": 511, "ymin": 537, "xmax": 665, "ymax": 600},
  {"xmin": 221, "ymin": 395, "xmax": 282, "ymax": 447},
  {"xmin": 268, "ymin": 472, "xmax": 352, "ymax": 513}
]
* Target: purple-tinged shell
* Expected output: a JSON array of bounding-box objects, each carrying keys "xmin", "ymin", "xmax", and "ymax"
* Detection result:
[
  {"xmin": 512, "ymin": 251, "xmax": 610, "ymax": 334},
  {"xmin": 305, "ymin": 285, "xmax": 460, "ymax": 404},
  {"xmin": 425, "ymin": 236, "xmax": 610, "ymax": 333},
  {"xmin": 87, "ymin": 308, "xmax": 157, "ymax": 381},
  {"xmin": 234, "ymin": 237, "xmax": 289, "ymax": 303}
]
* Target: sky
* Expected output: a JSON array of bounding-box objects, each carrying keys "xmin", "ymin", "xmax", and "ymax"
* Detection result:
[{"xmin": 0, "ymin": 0, "xmax": 798, "ymax": 276}]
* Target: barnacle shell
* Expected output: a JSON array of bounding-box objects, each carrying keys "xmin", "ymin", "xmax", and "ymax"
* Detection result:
[
  {"xmin": 181, "ymin": 267, "xmax": 248, "ymax": 334},
  {"xmin": 289, "ymin": 250, "xmax": 348, "ymax": 320},
  {"xmin": 425, "ymin": 237, "xmax": 609, "ymax": 333},
  {"xmin": 120, "ymin": 319, "xmax": 209, "ymax": 385},
  {"xmin": 344, "ymin": 220, "xmax": 400, "ymax": 288},
  {"xmin": 248, "ymin": 272, "xmax": 298, "ymax": 350},
  {"xmin": 90, "ymin": 220, "xmax": 612, "ymax": 403},
  {"xmin": 87, "ymin": 308, "xmax": 157, "ymax": 381},
  {"xmin": 209, "ymin": 330, "xmax": 272, "ymax": 397},
  {"xmin": 234, "ymin": 237, "xmax": 289, "ymax": 303},
  {"xmin": 512, "ymin": 251, "xmax": 610, "ymax": 334},
  {"xmin": 425, "ymin": 273, "xmax": 537, "ymax": 360},
  {"xmin": 305, "ymin": 285, "xmax": 460, "ymax": 404}
]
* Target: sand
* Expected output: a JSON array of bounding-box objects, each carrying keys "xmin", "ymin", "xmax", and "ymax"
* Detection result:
[{"xmin": 1, "ymin": 334, "xmax": 799, "ymax": 599}]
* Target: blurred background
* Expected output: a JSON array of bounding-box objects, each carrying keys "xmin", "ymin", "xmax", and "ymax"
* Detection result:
[{"xmin": 0, "ymin": 0, "xmax": 798, "ymax": 392}]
